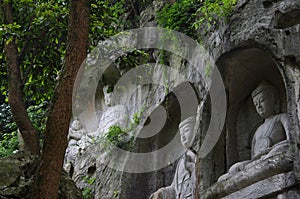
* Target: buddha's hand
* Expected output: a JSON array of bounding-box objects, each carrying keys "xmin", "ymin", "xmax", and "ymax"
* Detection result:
[{"xmin": 149, "ymin": 189, "xmax": 163, "ymax": 199}]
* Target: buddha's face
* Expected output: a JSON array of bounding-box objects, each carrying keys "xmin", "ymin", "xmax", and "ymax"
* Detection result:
[
  {"xmin": 179, "ymin": 119, "xmax": 195, "ymax": 149},
  {"xmin": 253, "ymin": 89, "xmax": 276, "ymax": 119},
  {"xmin": 104, "ymin": 92, "xmax": 112, "ymax": 106},
  {"xmin": 71, "ymin": 119, "xmax": 81, "ymax": 130}
]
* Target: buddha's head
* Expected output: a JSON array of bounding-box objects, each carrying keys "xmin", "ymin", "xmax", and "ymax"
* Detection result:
[
  {"xmin": 179, "ymin": 116, "xmax": 196, "ymax": 149},
  {"xmin": 71, "ymin": 118, "xmax": 81, "ymax": 130},
  {"xmin": 103, "ymin": 86, "xmax": 113, "ymax": 107},
  {"xmin": 252, "ymin": 81, "xmax": 279, "ymax": 119}
]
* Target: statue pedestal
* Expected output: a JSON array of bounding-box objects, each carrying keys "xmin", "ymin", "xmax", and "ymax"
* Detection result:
[
  {"xmin": 202, "ymin": 153, "xmax": 297, "ymax": 199},
  {"xmin": 222, "ymin": 171, "xmax": 299, "ymax": 199}
]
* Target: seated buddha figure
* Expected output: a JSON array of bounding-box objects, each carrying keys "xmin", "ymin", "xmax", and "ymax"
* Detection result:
[
  {"xmin": 77, "ymin": 86, "xmax": 129, "ymax": 151},
  {"xmin": 97, "ymin": 86, "xmax": 128, "ymax": 134},
  {"xmin": 218, "ymin": 81, "xmax": 289, "ymax": 181}
]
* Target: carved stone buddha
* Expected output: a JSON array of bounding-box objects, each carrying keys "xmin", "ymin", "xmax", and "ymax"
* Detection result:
[
  {"xmin": 149, "ymin": 116, "xmax": 197, "ymax": 199},
  {"xmin": 64, "ymin": 118, "xmax": 86, "ymax": 173},
  {"xmin": 97, "ymin": 86, "xmax": 128, "ymax": 134},
  {"xmin": 218, "ymin": 81, "xmax": 289, "ymax": 181}
]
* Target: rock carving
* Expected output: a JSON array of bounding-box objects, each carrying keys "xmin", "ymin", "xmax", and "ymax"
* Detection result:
[
  {"xmin": 218, "ymin": 81, "xmax": 289, "ymax": 181},
  {"xmin": 97, "ymin": 86, "xmax": 129, "ymax": 134},
  {"xmin": 149, "ymin": 116, "xmax": 197, "ymax": 199},
  {"xmin": 64, "ymin": 118, "xmax": 86, "ymax": 173}
]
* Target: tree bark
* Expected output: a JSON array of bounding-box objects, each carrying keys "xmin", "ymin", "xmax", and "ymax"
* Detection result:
[
  {"xmin": 2, "ymin": 0, "xmax": 40, "ymax": 155},
  {"xmin": 32, "ymin": 0, "xmax": 90, "ymax": 198}
]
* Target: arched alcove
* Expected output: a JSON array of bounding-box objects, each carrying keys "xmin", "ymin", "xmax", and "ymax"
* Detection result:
[
  {"xmin": 217, "ymin": 47, "xmax": 287, "ymax": 169},
  {"xmin": 200, "ymin": 47, "xmax": 288, "ymax": 191}
]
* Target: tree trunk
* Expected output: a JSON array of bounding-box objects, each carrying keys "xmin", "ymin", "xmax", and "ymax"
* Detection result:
[
  {"xmin": 32, "ymin": 0, "xmax": 90, "ymax": 198},
  {"xmin": 2, "ymin": 0, "xmax": 40, "ymax": 155}
]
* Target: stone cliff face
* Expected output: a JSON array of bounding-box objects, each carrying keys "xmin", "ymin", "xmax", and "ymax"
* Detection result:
[
  {"xmin": 66, "ymin": 0, "xmax": 300, "ymax": 198},
  {"xmin": 197, "ymin": 0, "xmax": 300, "ymax": 198}
]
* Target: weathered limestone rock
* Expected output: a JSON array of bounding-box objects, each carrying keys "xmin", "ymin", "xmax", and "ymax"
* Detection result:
[
  {"xmin": 65, "ymin": 0, "xmax": 300, "ymax": 198},
  {"xmin": 222, "ymin": 171, "xmax": 297, "ymax": 199},
  {"xmin": 0, "ymin": 151, "xmax": 82, "ymax": 199},
  {"xmin": 65, "ymin": 84, "xmax": 131, "ymax": 198}
]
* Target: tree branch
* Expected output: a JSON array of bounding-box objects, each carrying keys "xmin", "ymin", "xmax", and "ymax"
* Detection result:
[
  {"xmin": 32, "ymin": 0, "xmax": 90, "ymax": 198},
  {"xmin": 2, "ymin": 0, "xmax": 40, "ymax": 155}
]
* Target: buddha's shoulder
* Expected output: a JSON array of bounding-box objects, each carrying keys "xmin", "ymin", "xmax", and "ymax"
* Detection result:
[{"xmin": 273, "ymin": 113, "xmax": 288, "ymax": 121}]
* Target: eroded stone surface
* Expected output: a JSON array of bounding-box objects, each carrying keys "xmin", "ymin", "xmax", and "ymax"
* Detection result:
[{"xmin": 0, "ymin": 151, "xmax": 82, "ymax": 199}]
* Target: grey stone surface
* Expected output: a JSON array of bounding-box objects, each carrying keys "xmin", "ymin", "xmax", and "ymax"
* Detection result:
[
  {"xmin": 64, "ymin": 118, "xmax": 86, "ymax": 175},
  {"xmin": 0, "ymin": 151, "xmax": 82, "ymax": 199},
  {"xmin": 223, "ymin": 171, "xmax": 297, "ymax": 199},
  {"xmin": 202, "ymin": 153, "xmax": 293, "ymax": 199}
]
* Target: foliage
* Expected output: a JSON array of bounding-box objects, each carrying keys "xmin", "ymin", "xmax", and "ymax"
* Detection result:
[
  {"xmin": 0, "ymin": 103, "xmax": 17, "ymax": 135},
  {"xmin": 0, "ymin": 0, "xmax": 132, "ymax": 108},
  {"xmin": 0, "ymin": 131, "xmax": 18, "ymax": 158},
  {"xmin": 0, "ymin": 0, "xmax": 131, "ymax": 152},
  {"xmin": 89, "ymin": 0, "xmax": 126, "ymax": 47},
  {"xmin": 1, "ymin": 0, "xmax": 69, "ymax": 104},
  {"xmin": 194, "ymin": 0, "xmax": 237, "ymax": 29},
  {"xmin": 97, "ymin": 109, "xmax": 144, "ymax": 151},
  {"xmin": 104, "ymin": 125, "xmax": 128, "ymax": 147},
  {"xmin": 157, "ymin": 0, "xmax": 199, "ymax": 38},
  {"xmin": 89, "ymin": 0, "xmax": 154, "ymax": 47},
  {"xmin": 157, "ymin": 0, "xmax": 237, "ymax": 37},
  {"xmin": 115, "ymin": 49, "xmax": 149, "ymax": 73},
  {"xmin": 82, "ymin": 176, "xmax": 96, "ymax": 199},
  {"xmin": 132, "ymin": 112, "xmax": 141, "ymax": 126},
  {"xmin": 82, "ymin": 187, "xmax": 92, "ymax": 199},
  {"xmin": 0, "ymin": 101, "xmax": 48, "ymax": 157},
  {"xmin": 27, "ymin": 101, "xmax": 49, "ymax": 140},
  {"xmin": 0, "ymin": 0, "xmax": 138, "ymax": 105},
  {"xmin": 113, "ymin": 190, "xmax": 119, "ymax": 198}
]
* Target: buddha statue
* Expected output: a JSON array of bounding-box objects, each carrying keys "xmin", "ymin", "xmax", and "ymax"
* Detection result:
[
  {"xmin": 64, "ymin": 118, "xmax": 86, "ymax": 173},
  {"xmin": 75, "ymin": 86, "xmax": 129, "ymax": 151},
  {"xmin": 218, "ymin": 81, "xmax": 289, "ymax": 181},
  {"xmin": 97, "ymin": 85, "xmax": 128, "ymax": 134},
  {"xmin": 149, "ymin": 116, "xmax": 197, "ymax": 199}
]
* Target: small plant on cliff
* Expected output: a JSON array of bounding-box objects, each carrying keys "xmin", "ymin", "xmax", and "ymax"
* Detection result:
[
  {"xmin": 194, "ymin": 0, "xmax": 237, "ymax": 29},
  {"xmin": 130, "ymin": 107, "xmax": 145, "ymax": 127},
  {"xmin": 99, "ymin": 109, "xmax": 145, "ymax": 150},
  {"xmin": 82, "ymin": 176, "xmax": 96, "ymax": 199},
  {"xmin": 105, "ymin": 125, "xmax": 128, "ymax": 147}
]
